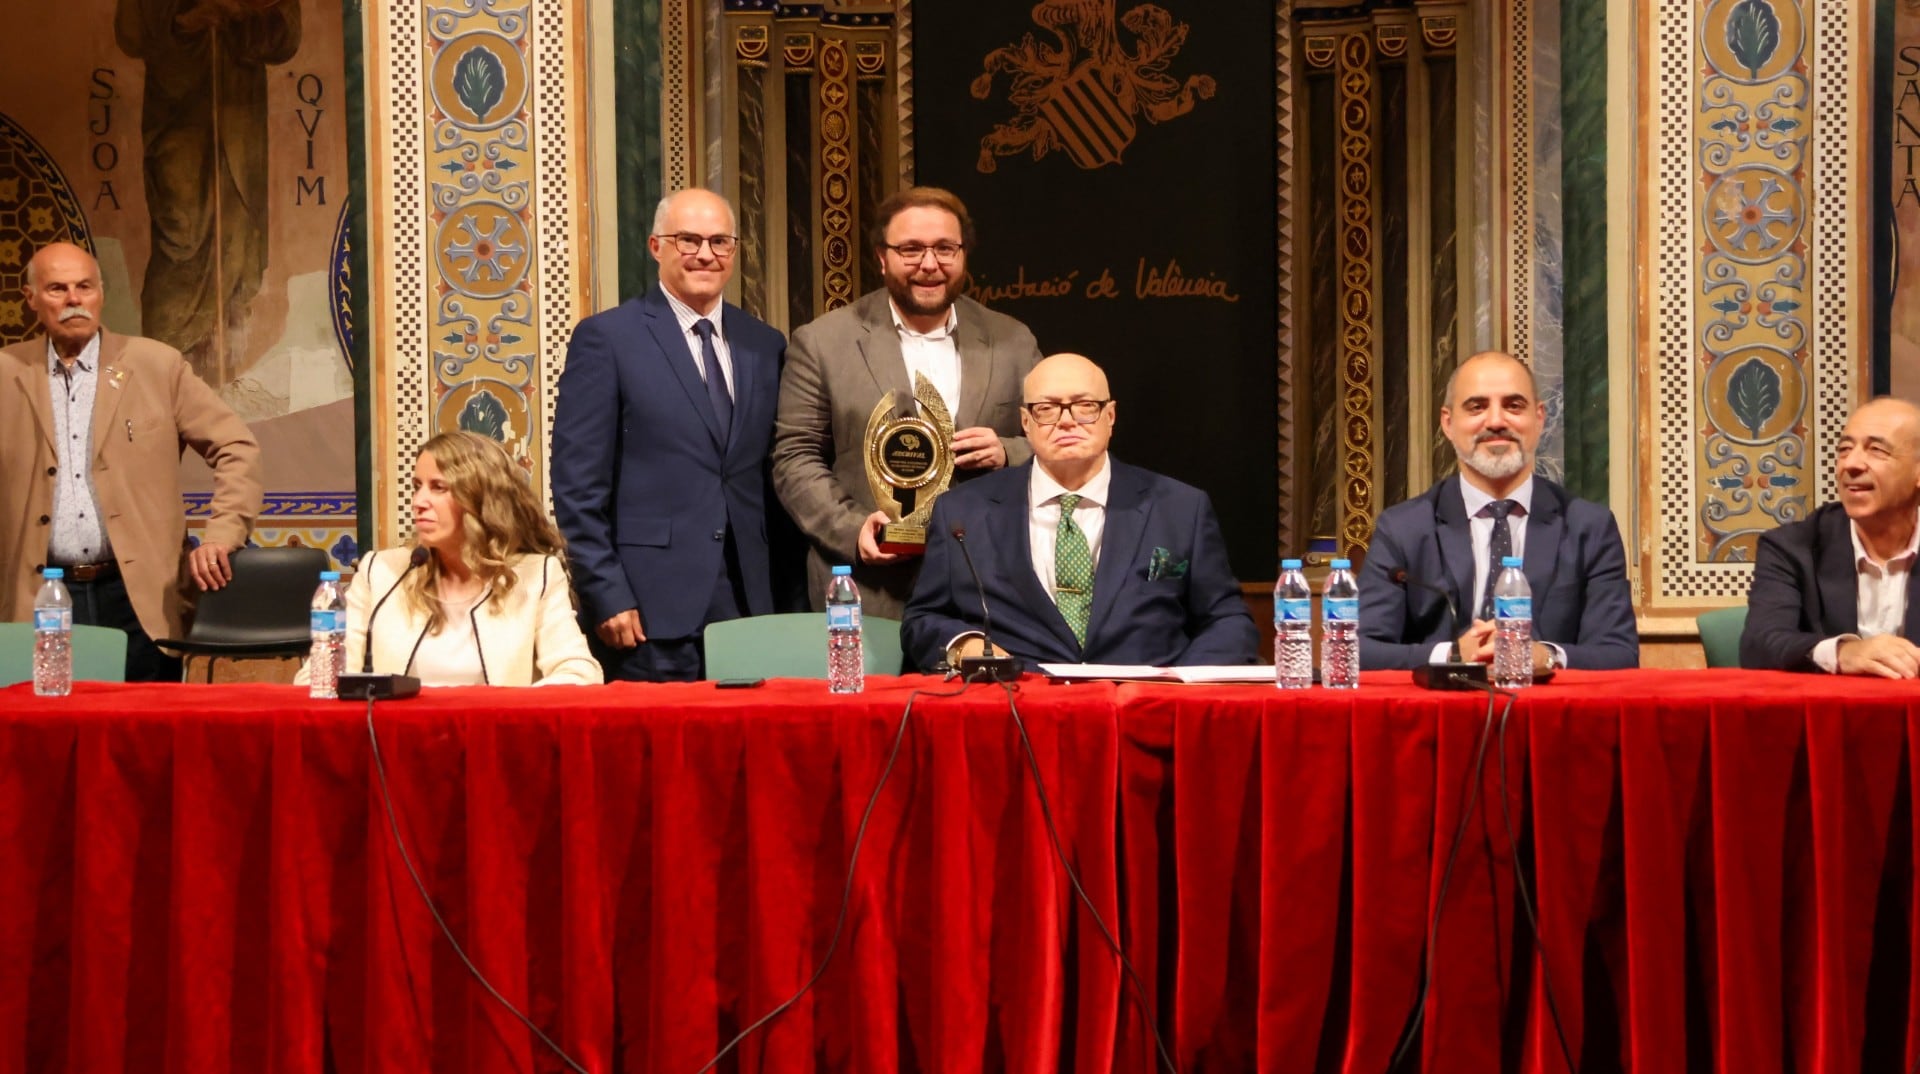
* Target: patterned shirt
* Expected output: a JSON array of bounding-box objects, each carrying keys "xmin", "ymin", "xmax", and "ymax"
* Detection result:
[{"xmin": 45, "ymin": 335, "xmax": 113, "ymax": 565}]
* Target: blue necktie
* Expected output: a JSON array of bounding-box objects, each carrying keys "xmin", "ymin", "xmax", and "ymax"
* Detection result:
[
  {"xmin": 1478, "ymin": 499, "xmax": 1517, "ymax": 620},
  {"xmin": 692, "ymin": 319, "xmax": 732, "ymax": 443}
]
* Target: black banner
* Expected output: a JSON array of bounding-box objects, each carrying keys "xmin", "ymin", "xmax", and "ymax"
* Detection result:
[{"xmin": 914, "ymin": 0, "xmax": 1280, "ymax": 580}]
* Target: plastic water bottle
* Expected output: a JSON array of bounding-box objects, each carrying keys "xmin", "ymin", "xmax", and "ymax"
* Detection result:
[
  {"xmin": 1275, "ymin": 558, "xmax": 1313, "ymax": 689},
  {"xmin": 1321, "ymin": 558, "xmax": 1360, "ymax": 689},
  {"xmin": 1492, "ymin": 556, "xmax": 1534, "ymax": 689},
  {"xmin": 33, "ymin": 568, "xmax": 73, "ymax": 697},
  {"xmin": 826, "ymin": 564, "xmax": 863, "ymax": 694},
  {"xmin": 308, "ymin": 569, "xmax": 346, "ymax": 700}
]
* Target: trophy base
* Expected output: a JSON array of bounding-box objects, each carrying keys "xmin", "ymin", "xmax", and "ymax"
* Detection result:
[{"xmin": 877, "ymin": 523, "xmax": 927, "ymax": 556}]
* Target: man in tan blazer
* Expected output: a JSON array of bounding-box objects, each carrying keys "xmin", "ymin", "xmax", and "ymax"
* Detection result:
[
  {"xmin": 772, "ymin": 187, "xmax": 1042, "ymax": 619},
  {"xmin": 1, "ymin": 242, "xmax": 262, "ymax": 680}
]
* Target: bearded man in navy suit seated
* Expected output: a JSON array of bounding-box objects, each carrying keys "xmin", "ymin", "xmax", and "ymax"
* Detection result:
[
  {"xmin": 1357, "ymin": 351, "xmax": 1639, "ymax": 674},
  {"xmin": 901, "ymin": 352, "xmax": 1258, "ymax": 671}
]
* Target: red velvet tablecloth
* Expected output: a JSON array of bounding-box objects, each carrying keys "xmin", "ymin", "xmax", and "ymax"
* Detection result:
[{"xmin": 0, "ymin": 670, "xmax": 1914, "ymax": 1073}]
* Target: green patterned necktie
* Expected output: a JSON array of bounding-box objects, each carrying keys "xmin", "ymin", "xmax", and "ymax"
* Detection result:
[{"xmin": 1054, "ymin": 492, "xmax": 1093, "ymax": 646}]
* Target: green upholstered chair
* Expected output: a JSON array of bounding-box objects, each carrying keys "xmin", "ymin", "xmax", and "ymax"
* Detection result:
[
  {"xmin": 1696, "ymin": 606, "xmax": 1748, "ymax": 669},
  {"xmin": 704, "ymin": 613, "xmax": 906, "ymax": 680},
  {"xmin": 0, "ymin": 622, "xmax": 129, "ymax": 686}
]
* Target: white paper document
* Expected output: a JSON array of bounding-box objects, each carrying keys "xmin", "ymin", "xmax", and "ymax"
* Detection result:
[{"xmin": 1038, "ymin": 664, "xmax": 1275, "ymax": 684}]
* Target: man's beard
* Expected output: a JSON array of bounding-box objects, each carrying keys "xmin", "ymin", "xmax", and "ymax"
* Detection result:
[
  {"xmin": 1459, "ymin": 433, "xmax": 1530, "ymax": 480},
  {"xmin": 886, "ymin": 271, "xmax": 964, "ymax": 318}
]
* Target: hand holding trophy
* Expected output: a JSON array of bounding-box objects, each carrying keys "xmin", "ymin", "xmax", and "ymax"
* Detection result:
[{"xmin": 864, "ymin": 373, "xmax": 958, "ymax": 555}]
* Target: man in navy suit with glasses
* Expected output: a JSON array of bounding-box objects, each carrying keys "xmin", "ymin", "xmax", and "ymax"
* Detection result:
[{"xmin": 551, "ymin": 189, "xmax": 787, "ymax": 681}]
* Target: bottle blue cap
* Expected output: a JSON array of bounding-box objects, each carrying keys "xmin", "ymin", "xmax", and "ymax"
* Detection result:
[
  {"xmin": 320, "ymin": 570, "xmax": 342, "ymax": 581},
  {"xmin": 1330, "ymin": 558, "xmax": 1351, "ymax": 569},
  {"xmin": 43, "ymin": 567, "xmax": 63, "ymax": 579},
  {"xmin": 1501, "ymin": 556, "xmax": 1522, "ymax": 568},
  {"xmin": 1280, "ymin": 558, "xmax": 1302, "ymax": 569},
  {"xmin": 831, "ymin": 564, "xmax": 852, "ymax": 575}
]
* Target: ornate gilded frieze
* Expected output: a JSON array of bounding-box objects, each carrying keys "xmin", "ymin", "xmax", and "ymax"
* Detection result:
[
  {"xmin": 366, "ymin": 0, "xmax": 591, "ymax": 545},
  {"xmin": 1643, "ymin": 0, "xmax": 1862, "ymax": 605},
  {"xmin": 1337, "ymin": 30, "xmax": 1377, "ymax": 553}
]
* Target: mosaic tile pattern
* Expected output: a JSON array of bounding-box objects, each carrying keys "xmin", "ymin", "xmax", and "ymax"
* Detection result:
[
  {"xmin": 1648, "ymin": 0, "xmax": 1856, "ymax": 604},
  {"xmin": 368, "ymin": 0, "xmax": 591, "ymax": 546}
]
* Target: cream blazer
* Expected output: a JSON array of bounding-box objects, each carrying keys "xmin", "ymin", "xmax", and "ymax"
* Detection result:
[{"xmin": 327, "ymin": 548, "xmax": 602, "ymax": 686}]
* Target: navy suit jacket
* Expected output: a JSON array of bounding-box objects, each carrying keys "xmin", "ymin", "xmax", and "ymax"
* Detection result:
[
  {"xmin": 1357, "ymin": 475, "xmax": 1639, "ymax": 670},
  {"xmin": 550, "ymin": 286, "xmax": 786, "ymax": 640},
  {"xmin": 901, "ymin": 459, "xmax": 1259, "ymax": 670},
  {"xmin": 1740, "ymin": 502, "xmax": 1920, "ymax": 671}
]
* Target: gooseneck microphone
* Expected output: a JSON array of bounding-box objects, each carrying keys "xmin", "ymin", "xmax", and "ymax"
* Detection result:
[
  {"xmin": 338, "ymin": 547, "xmax": 427, "ymax": 700},
  {"xmin": 362, "ymin": 546, "xmax": 430, "ymax": 672},
  {"xmin": 1389, "ymin": 567, "xmax": 1489, "ymax": 691},
  {"xmin": 950, "ymin": 524, "xmax": 1020, "ymax": 682}
]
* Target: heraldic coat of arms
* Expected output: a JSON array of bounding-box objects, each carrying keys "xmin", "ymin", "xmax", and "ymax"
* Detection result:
[{"xmin": 970, "ymin": 0, "xmax": 1215, "ymax": 172}]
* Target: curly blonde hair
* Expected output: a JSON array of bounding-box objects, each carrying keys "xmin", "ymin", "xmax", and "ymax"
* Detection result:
[{"xmin": 404, "ymin": 431, "xmax": 568, "ymax": 632}]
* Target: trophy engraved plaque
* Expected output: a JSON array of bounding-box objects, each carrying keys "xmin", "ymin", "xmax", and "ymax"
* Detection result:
[{"xmin": 864, "ymin": 373, "xmax": 957, "ymax": 554}]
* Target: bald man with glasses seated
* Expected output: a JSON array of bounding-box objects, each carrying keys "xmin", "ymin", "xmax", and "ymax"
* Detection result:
[{"xmin": 901, "ymin": 353, "xmax": 1258, "ymax": 671}]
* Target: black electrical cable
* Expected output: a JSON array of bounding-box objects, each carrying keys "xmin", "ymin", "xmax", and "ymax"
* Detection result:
[
  {"xmin": 1387, "ymin": 684, "xmax": 1500, "ymax": 1072},
  {"xmin": 1494, "ymin": 696, "xmax": 1581, "ymax": 1072},
  {"xmin": 689, "ymin": 679, "xmax": 968, "ymax": 1074},
  {"xmin": 364, "ymin": 696, "xmax": 591, "ymax": 1074},
  {"xmin": 999, "ymin": 679, "xmax": 1181, "ymax": 1074}
]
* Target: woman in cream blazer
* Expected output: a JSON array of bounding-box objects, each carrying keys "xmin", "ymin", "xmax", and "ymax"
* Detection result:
[
  {"xmin": 311, "ymin": 431, "xmax": 601, "ymax": 686},
  {"xmin": 346, "ymin": 546, "xmax": 599, "ymax": 685}
]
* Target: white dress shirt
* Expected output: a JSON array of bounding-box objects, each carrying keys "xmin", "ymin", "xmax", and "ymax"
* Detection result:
[
  {"xmin": 45, "ymin": 335, "xmax": 113, "ymax": 565},
  {"xmin": 939, "ymin": 455, "xmax": 1114, "ymax": 662},
  {"xmin": 1430, "ymin": 476, "xmax": 1564, "ymax": 667},
  {"xmin": 1029, "ymin": 455, "xmax": 1112, "ymax": 605},
  {"xmin": 1811, "ymin": 510, "xmax": 1920, "ymax": 672},
  {"xmin": 889, "ymin": 300, "xmax": 960, "ymax": 414},
  {"xmin": 662, "ymin": 288, "xmax": 734, "ymax": 399}
]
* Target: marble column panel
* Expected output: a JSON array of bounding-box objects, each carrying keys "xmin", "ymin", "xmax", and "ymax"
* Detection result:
[
  {"xmin": 856, "ymin": 79, "xmax": 884, "ymax": 299},
  {"xmin": 1306, "ymin": 69, "xmax": 1340, "ymax": 543},
  {"xmin": 785, "ymin": 69, "xmax": 816, "ymax": 330},
  {"xmin": 1558, "ymin": 0, "xmax": 1608, "ymax": 503},
  {"xmin": 1381, "ymin": 61, "xmax": 1411, "ymax": 505},
  {"xmin": 1427, "ymin": 56, "xmax": 1460, "ymax": 485},
  {"xmin": 738, "ymin": 63, "xmax": 769, "ymax": 322}
]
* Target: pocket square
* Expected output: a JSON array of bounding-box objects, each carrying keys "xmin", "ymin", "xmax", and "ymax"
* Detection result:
[{"xmin": 1147, "ymin": 546, "xmax": 1189, "ymax": 581}]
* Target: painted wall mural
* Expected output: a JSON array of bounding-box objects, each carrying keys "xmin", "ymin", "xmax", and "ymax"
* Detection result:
[
  {"xmin": 0, "ymin": 0, "xmax": 358, "ymax": 568},
  {"xmin": 363, "ymin": 0, "xmax": 591, "ymax": 547},
  {"xmin": 1695, "ymin": 0, "xmax": 1811, "ymax": 562},
  {"xmin": 1644, "ymin": 0, "xmax": 1862, "ymax": 607}
]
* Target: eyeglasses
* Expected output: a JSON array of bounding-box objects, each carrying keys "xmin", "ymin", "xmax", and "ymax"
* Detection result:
[
  {"xmin": 658, "ymin": 232, "xmax": 738, "ymax": 257},
  {"xmin": 1023, "ymin": 399, "xmax": 1111, "ymax": 425},
  {"xmin": 883, "ymin": 241, "xmax": 965, "ymax": 265}
]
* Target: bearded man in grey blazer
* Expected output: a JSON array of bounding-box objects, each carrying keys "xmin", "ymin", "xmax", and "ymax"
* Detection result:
[{"xmin": 772, "ymin": 187, "xmax": 1042, "ymax": 619}]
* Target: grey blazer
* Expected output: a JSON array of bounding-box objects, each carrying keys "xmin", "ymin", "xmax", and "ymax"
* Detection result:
[{"xmin": 771, "ymin": 289, "xmax": 1041, "ymax": 618}]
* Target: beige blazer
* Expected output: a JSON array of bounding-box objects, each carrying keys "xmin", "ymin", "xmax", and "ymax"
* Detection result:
[
  {"xmin": 338, "ymin": 548, "xmax": 602, "ymax": 686},
  {"xmin": 0, "ymin": 330, "xmax": 262, "ymax": 643},
  {"xmin": 771, "ymin": 289, "xmax": 1041, "ymax": 618}
]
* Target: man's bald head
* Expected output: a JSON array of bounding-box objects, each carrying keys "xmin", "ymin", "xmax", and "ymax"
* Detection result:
[
  {"xmin": 1021, "ymin": 352, "xmax": 1116, "ymax": 485},
  {"xmin": 1023, "ymin": 352, "xmax": 1110, "ymax": 400},
  {"xmin": 1442, "ymin": 351, "xmax": 1537, "ymax": 409},
  {"xmin": 23, "ymin": 242, "xmax": 105, "ymax": 358}
]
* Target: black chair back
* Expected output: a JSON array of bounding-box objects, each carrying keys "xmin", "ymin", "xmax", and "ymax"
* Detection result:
[{"xmin": 160, "ymin": 545, "xmax": 332, "ymax": 658}]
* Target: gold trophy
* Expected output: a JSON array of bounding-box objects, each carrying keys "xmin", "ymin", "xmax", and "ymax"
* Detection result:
[{"xmin": 864, "ymin": 373, "xmax": 958, "ymax": 555}]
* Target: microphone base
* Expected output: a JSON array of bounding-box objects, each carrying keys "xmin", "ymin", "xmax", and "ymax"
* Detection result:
[
  {"xmin": 337, "ymin": 673, "xmax": 422, "ymax": 701},
  {"xmin": 959, "ymin": 655, "xmax": 1021, "ymax": 683},
  {"xmin": 1411, "ymin": 662, "xmax": 1488, "ymax": 691}
]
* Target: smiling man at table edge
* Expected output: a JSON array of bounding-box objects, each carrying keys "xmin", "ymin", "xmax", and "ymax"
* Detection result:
[{"xmin": 1741, "ymin": 396, "xmax": 1920, "ymax": 677}]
